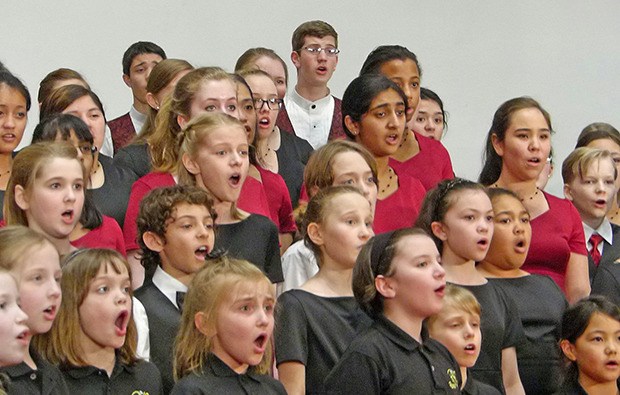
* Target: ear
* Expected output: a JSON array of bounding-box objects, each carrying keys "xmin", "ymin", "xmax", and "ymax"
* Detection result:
[
  {"xmin": 375, "ymin": 275, "xmax": 396, "ymax": 299},
  {"xmin": 560, "ymin": 339, "xmax": 577, "ymax": 361},
  {"xmin": 291, "ymin": 50, "xmax": 301, "ymax": 69},
  {"xmin": 122, "ymin": 73, "xmax": 132, "ymax": 88},
  {"xmin": 306, "ymin": 222, "xmax": 324, "ymax": 246},
  {"xmin": 14, "ymin": 185, "xmax": 29, "ymax": 211},
  {"xmin": 431, "ymin": 221, "xmax": 448, "ymax": 241},
  {"xmin": 563, "ymin": 184, "xmax": 574, "ymax": 201},
  {"xmin": 195, "ymin": 311, "xmax": 216, "ymax": 337},
  {"xmin": 182, "ymin": 153, "xmax": 200, "ymax": 176},
  {"xmin": 177, "ymin": 114, "xmax": 189, "ymax": 130},
  {"xmin": 491, "ymin": 133, "xmax": 504, "ymax": 157},
  {"xmin": 146, "ymin": 92, "xmax": 160, "ymax": 111},
  {"xmin": 344, "ymin": 115, "xmax": 360, "ymax": 138},
  {"xmin": 142, "ymin": 231, "xmax": 165, "ymax": 253}
]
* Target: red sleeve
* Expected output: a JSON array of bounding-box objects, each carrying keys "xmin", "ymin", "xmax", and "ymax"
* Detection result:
[
  {"xmin": 274, "ymin": 175, "xmax": 296, "ymax": 234},
  {"xmin": 122, "ymin": 173, "xmax": 175, "ymax": 252},
  {"xmin": 72, "ymin": 216, "xmax": 126, "ymax": 256},
  {"xmin": 238, "ymin": 177, "xmax": 272, "ymax": 220},
  {"xmin": 567, "ymin": 200, "xmax": 587, "ymax": 255}
]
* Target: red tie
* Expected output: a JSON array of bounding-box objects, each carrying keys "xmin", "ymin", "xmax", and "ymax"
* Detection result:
[{"xmin": 589, "ymin": 234, "xmax": 603, "ymax": 266}]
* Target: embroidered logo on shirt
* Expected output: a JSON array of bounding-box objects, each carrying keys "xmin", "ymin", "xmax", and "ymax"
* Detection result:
[
  {"xmin": 447, "ymin": 368, "xmax": 458, "ymax": 390},
  {"xmin": 131, "ymin": 391, "xmax": 149, "ymax": 395}
]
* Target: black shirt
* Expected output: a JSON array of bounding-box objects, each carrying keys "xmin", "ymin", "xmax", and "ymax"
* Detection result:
[
  {"xmin": 0, "ymin": 349, "xmax": 69, "ymax": 395},
  {"xmin": 61, "ymin": 358, "xmax": 162, "ymax": 395},
  {"xmin": 91, "ymin": 154, "xmax": 136, "ymax": 228},
  {"xmin": 214, "ymin": 214, "xmax": 283, "ymax": 283},
  {"xmin": 324, "ymin": 315, "xmax": 461, "ymax": 394},
  {"xmin": 276, "ymin": 129, "xmax": 313, "ymax": 207},
  {"xmin": 171, "ymin": 353, "xmax": 286, "ymax": 395},
  {"xmin": 462, "ymin": 371, "xmax": 502, "ymax": 395},
  {"xmin": 113, "ymin": 143, "xmax": 152, "ymax": 180}
]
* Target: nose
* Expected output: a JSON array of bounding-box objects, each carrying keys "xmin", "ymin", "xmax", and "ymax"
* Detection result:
[
  {"xmin": 16, "ymin": 306, "xmax": 28, "ymax": 324},
  {"xmin": 3, "ymin": 114, "xmax": 16, "ymax": 129},
  {"xmin": 359, "ymin": 223, "xmax": 373, "ymax": 240},
  {"xmin": 49, "ymin": 279, "xmax": 61, "ymax": 299},
  {"xmin": 256, "ymin": 307, "xmax": 270, "ymax": 327},
  {"xmin": 477, "ymin": 218, "xmax": 490, "ymax": 233},
  {"xmin": 64, "ymin": 185, "xmax": 77, "ymax": 202},
  {"xmin": 115, "ymin": 289, "xmax": 129, "ymax": 305},
  {"xmin": 463, "ymin": 323, "xmax": 475, "ymax": 339},
  {"xmin": 434, "ymin": 261, "xmax": 446, "ymax": 279},
  {"xmin": 386, "ymin": 111, "xmax": 400, "ymax": 129},
  {"xmin": 257, "ymin": 100, "xmax": 270, "ymax": 113},
  {"xmin": 425, "ymin": 119, "xmax": 435, "ymax": 131},
  {"xmin": 529, "ymin": 135, "xmax": 542, "ymax": 151},
  {"xmin": 606, "ymin": 340, "xmax": 618, "ymax": 355},
  {"xmin": 317, "ymin": 49, "xmax": 328, "ymax": 61}
]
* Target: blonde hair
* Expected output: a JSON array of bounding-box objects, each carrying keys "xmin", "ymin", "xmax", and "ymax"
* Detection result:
[
  {"xmin": 148, "ymin": 67, "xmax": 234, "ymax": 173},
  {"xmin": 0, "ymin": 225, "xmax": 56, "ymax": 271},
  {"xmin": 173, "ymin": 255, "xmax": 274, "ymax": 380},
  {"xmin": 4, "ymin": 142, "xmax": 84, "ymax": 225},
  {"xmin": 33, "ymin": 249, "xmax": 139, "ymax": 367},
  {"xmin": 234, "ymin": 47, "xmax": 288, "ymax": 86},
  {"xmin": 561, "ymin": 147, "xmax": 617, "ymax": 185},
  {"xmin": 178, "ymin": 112, "xmax": 247, "ymax": 220},
  {"xmin": 426, "ymin": 284, "xmax": 481, "ymax": 329},
  {"xmin": 134, "ymin": 59, "xmax": 194, "ymax": 145}
]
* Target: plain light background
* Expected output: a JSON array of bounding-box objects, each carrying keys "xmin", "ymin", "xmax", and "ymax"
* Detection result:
[{"xmin": 1, "ymin": 1, "xmax": 619, "ymax": 196}]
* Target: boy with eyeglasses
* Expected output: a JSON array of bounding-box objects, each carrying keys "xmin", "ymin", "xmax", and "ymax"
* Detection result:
[{"xmin": 277, "ymin": 20, "xmax": 346, "ymax": 149}]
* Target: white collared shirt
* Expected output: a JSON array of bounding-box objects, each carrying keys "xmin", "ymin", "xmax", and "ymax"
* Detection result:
[
  {"xmin": 583, "ymin": 219, "xmax": 613, "ymax": 255},
  {"xmin": 129, "ymin": 105, "xmax": 147, "ymax": 135},
  {"xmin": 152, "ymin": 266, "xmax": 188, "ymax": 310},
  {"xmin": 284, "ymin": 88, "xmax": 334, "ymax": 149}
]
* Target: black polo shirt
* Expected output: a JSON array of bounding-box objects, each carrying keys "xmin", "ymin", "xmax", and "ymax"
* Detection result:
[
  {"xmin": 171, "ymin": 353, "xmax": 286, "ymax": 395},
  {"xmin": 462, "ymin": 371, "xmax": 501, "ymax": 395},
  {"xmin": 324, "ymin": 315, "xmax": 462, "ymax": 394},
  {"xmin": 0, "ymin": 349, "xmax": 69, "ymax": 395},
  {"xmin": 61, "ymin": 358, "xmax": 161, "ymax": 395}
]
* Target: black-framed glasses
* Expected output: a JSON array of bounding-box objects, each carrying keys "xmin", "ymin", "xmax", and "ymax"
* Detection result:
[
  {"xmin": 299, "ymin": 46, "xmax": 340, "ymax": 56},
  {"xmin": 254, "ymin": 98, "xmax": 283, "ymax": 111}
]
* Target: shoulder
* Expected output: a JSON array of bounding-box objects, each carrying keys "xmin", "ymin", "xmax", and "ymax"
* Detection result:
[
  {"xmin": 135, "ymin": 172, "xmax": 175, "ymax": 189},
  {"xmin": 246, "ymin": 214, "xmax": 279, "ymax": 231},
  {"xmin": 415, "ymin": 132, "xmax": 450, "ymax": 154}
]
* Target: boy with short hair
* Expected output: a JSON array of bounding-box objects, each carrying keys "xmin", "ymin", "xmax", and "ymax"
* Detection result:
[
  {"xmin": 134, "ymin": 185, "xmax": 215, "ymax": 394},
  {"xmin": 563, "ymin": 146, "xmax": 620, "ymax": 301},
  {"xmin": 427, "ymin": 285, "xmax": 501, "ymax": 394},
  {"xmin": 108, "ymin": 41, "xmax": 166, "ymax": 152},
  {"xmin": 277, "ymin": 20, "xmax": 346, "ymax": 149}
]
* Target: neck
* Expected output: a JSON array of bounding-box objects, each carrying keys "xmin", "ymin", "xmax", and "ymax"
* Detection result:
[
  {"xmin": 313, "ymin": 260, "xmax": 354, "ymax": 296},
  {"xmin": 494, "ymin": 174, "xmax": 538, "ymax": 198},
  {"xmin": 375, "ymin": 156, "xmax": 390, "ymax": 175},
  {"xmin": 383, "ymin": 307, "xmax": 423, "ymax": 342},
  {"xmin": 392, "ymin": 129, "xmax": 420, "ymax": 161},
  {"xmin": 50, "ymin": 237, "xmax": 74, "ymax": 257},
  {"xmin": 441, "ymin": 250, "xmax": 487, "ymax": 285},
  {"xmin": 214, "ymin": 201, "xmax": 236, "ymax": 224},
  {"xmin": 584, "ymin": 216, "xmax": 605, "ymax": 231},
  {"xmin": 460, "ymin": 366, "xmax": 468, "ymax": 390},
  {"xmin": 24, "ymin": 343, "xmax": 37, "ymax": 369},
  {"xmin": 79, "ymin": 331, "xmax": 116, "ymax": 376},
  {"xmin": 132, "ymin": 100, "xmax": 149, "ymax": 115},
  {"xmin": 295, "ymin": 83, "xmax": 329, "ymax": 102},
  {"xmin": 477, "ymin": 260, "xmax": 528, "ymax": 278},
  {"xmin": 0, "ymin": 152, "xmax": 12, "ymax": 168},
  {"xmin": 580, "ymin": 376, "xmax": 619, "ymax": 395}
]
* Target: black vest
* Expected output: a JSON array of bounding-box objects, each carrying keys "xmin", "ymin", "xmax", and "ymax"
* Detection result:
[{"xmin": 134, "ymin": 284, "xmax": 180, "ymax": 395}]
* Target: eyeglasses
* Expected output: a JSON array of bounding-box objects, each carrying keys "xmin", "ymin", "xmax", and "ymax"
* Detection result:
[
  {"xmin": 254, "ymin": 98, "xmax": 283, "ymax": 111},
  {"xmin": 78, "ymin": 144, "xmax": 97, "ymax": 155},
  {"xmin": 299, "ymin": 46, "xmax": 340, "ymax": 57}
]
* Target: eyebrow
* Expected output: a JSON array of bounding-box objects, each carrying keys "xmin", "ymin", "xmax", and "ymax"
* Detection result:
[
  {"xmin": 513, "ymin": 127, "xmax": 551, "ymax": 133},
  {"xmin": 369, "ymin": 101, "xmax": 405, "ymax": 112},
  {"xmin": 174, "ymin": 214, "xmax": 212, "ymax": 221}
]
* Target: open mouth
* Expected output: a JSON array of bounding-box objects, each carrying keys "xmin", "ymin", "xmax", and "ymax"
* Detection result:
[
  {"xmin": 229, "ymin": 173, "xmax": 241, "ymax": 187},
  {"xmin": 195, "ymin": 245, "xmax": 210, "ymax": 260},
  {"xmin": 2, "ymin": 133, "xmax": 16, "ymax": 141},
  {"xmin": 464, "ymin": 343, "xmax": 477, "ymax": 354},
  {"xmin": 254, "ymin": 333, "xmax": 268, "ymax": 352},
  {"xmin": 477, "ymin": 239, "xmax": 488, "ymax": 247},
  {"xmin": 16, "ymin": 328, "xmax": 30, "ymax": 345},
  {"xmin": 595, "ymin": 199, "xmax": 608, "ymax": 208},
  {"xmin": 434, "ymin": 284, "xmax": 446, "ymax": 297},
  {"xmin": 386, "ymin": 133, "xmax": 400, "ymax": 144},
  {"xmin": 606, "ymin": 360, "xmax": 619, "ymax": 369},
  {"xmin": 115, "ymin": 310, "xmax": 129, "ymax": 336},
  {"xmin": 317, "ymin": 66, "xmax": 327, "ymax": 74},
  {"xmin": 61, "ymin": 209, "xmax": 74, "ymax": 224},
  {"xmin": 514, "ymin": 238, "xmax": 528, "ymax": 253},
  {"xmin": 43, "ymin": 305, "xmax": 57, "ymax": 320},
  {"xmin": 258, "ymin": 117, "xmax": 270, "ymax": 127}
]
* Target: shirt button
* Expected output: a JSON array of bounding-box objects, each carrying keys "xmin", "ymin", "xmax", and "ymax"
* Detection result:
[
  {"xmin": 311, "ymin": 104, "xmax": 316, "ymax": 109},
  {"xmin": 30, "ymin": 373, "xmax": 37, "ymax": 380}
]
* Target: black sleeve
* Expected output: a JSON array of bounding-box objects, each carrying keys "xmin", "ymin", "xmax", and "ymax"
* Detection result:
[
  {"xmin": 274, "ymin": 291, "xmax": 308, "ymax": 365},
  {"xmin": 264, "ymin": 220, "xmax": 284, "ymax": 283},
  {"xmin": 324, "ymin": 351, "xmax": 383, "ymax": 395},
  {"xmin": 498, "ymin": 286, "xmax": 526, "ymax": 349}
]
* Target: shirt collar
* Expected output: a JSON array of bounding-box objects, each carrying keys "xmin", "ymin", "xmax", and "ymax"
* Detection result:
[
  {"xmin": 153, "ymin": 266, "xmax": 188, "ymax": 309},
  {"xmin": 1, "ymin": 348, "xmax": 43, "ymax": 378},
  {"xmin": 375, "ymin": 315, "xmax": 422, "ymax": 352},
  {"xmin": 63, "ymin": 356, "xmax": 132, "ymax": 380},
  {"xmin": 129, "ymin": 106, "xmax": 147, "ymax": 132},
  {"xmin": 289, "ymin": 87, "xmax": 332, "ymax": 111},
  {"xmin": 207, "ymin": 353, "xmax": 262, "ymax": 381},
  {"xmin": 583, "ymin": 218, "xmax": 613, "ymax": 245}
]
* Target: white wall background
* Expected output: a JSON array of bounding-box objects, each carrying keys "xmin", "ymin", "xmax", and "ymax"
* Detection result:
[{"xmin": 1, "ymin": 1, "xmax": 619, "ymax": 196}]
